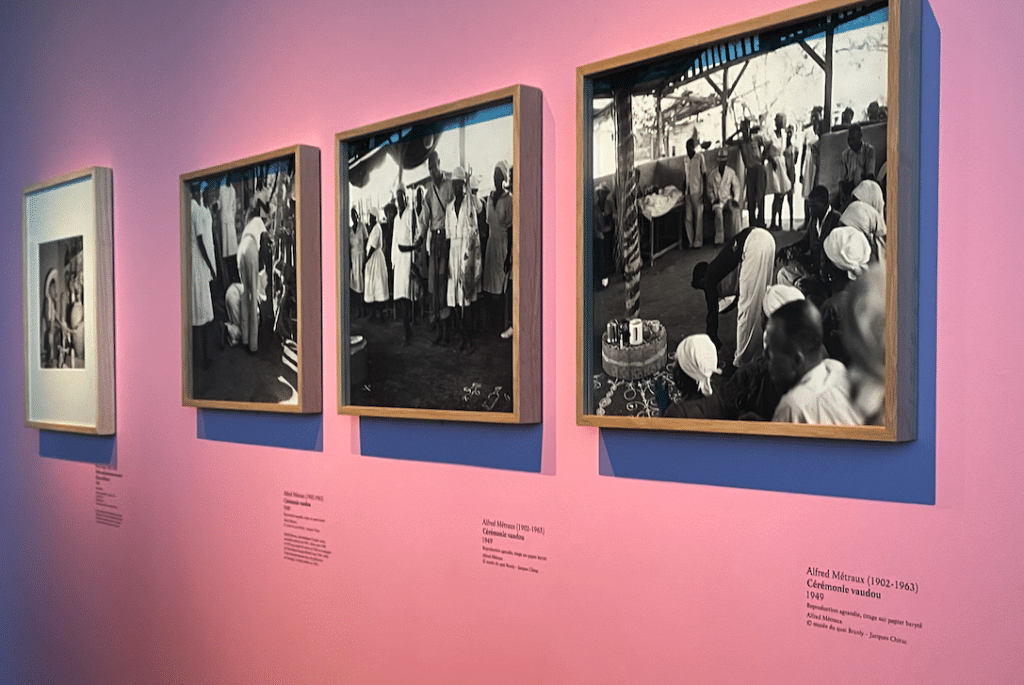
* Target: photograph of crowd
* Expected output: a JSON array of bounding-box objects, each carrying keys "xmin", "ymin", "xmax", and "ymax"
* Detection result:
[
  {"xmin": 186, "ymin": 154, "xmax": 300, "ymax": 406},
  {"xmin": 342, "ymin": 103, "xmax": 516, "ymax": 413},
  {"xmin": 38, "ymin": 235, "xmax": 85, "ymax": 369},
  {"xmin": 585, "ymin": 1, "xmax": 893, "ymax": 429}
]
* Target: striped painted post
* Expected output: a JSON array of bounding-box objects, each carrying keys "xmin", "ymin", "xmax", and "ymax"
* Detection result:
[{"xmin": 614, "ymin": 89, "xmax": 641, "ymax": 319}]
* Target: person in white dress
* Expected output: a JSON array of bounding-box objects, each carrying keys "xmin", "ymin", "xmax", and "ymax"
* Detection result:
[
  {"xmin": 764, "ymin": 113, "xmax": 793, "ymax": 230},
  {"xmin": 363, "ymin": 207, "xmax": 390, "ymax": 321},
  {"xmin": 349, "ymin": 207, "xmax": 367, "ymax": 319},
  {"xmin": 191, "ymin": 183, "xmax": 218, "ymax": 367}
]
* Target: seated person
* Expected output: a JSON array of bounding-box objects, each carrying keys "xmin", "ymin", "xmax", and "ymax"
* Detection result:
[
  {"xmin": 670, "ymin": 334, "xmax": 721, "ymax": 400},
  {"xmin": 706, "ymin": 148, "xmax": 741, "ymax": 245},
  {"xmin": 766, "ymin": 299, "xmax": 863, "ymax": 425},
  {"xmin": 842, "ymin": 264, "xmax": 887, "ymax": 425},
  {"xmin": 819, "ymin": 226, "xmax": 872, "ymax": 368},
  {"xmin": 776, "ymin": 185, "xmax": 841, "ymax": 286},
  {"xmin": 660, "ymin": 285, "xmax": 804, "ymax": 420},
  {"xmin": 838, "ymin": 198, "xmax": 886, "ymax": 266},
  {"xmin": 839, "ymin": 123, "xmax": 876, "ymax": 207}
]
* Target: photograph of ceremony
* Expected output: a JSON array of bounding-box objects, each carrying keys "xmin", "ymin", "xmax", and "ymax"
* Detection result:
[
  {"xmin": 340, "ymin": 102, "xmax": 518, "ymax": 415},
  {"xmin": 38, "ymin": 235, "xmax": 85, "ymax": 369},
  {"xmin": 183, "ymin": 152, "xmax": 305, "ymax": 408},
  {"xmin": 581, "ymin": 1, "xmax": 901, "ymax": 432}
]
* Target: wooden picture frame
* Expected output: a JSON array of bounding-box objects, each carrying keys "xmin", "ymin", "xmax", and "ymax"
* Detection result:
[
  {"xmin": 180, "ymin": 144, "xmax": 321, "ymax": 413},
  {"xmin": 23, "ymin": 166, "xmax": 115, "ymax": 434},
  {"xmin": 577, "ymin": 0, "xmax": 919, "ymax": 441},
  {"xmin": 336, "ymin": 85, "xmax": 542, "ymax": 423}
]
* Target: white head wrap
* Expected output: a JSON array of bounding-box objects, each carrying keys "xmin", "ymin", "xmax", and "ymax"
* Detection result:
[
  {"xmin": 762, "ymin": 284, "xmax": 805, "ymax": 318},
  {"xmin": 451, "ymin": 165, "xmax": 467, "ymax": 182},
  {"xmin": 495, "ymin": 160, "xmax": 510, "ymax": 184},
  {"xmin": 824, "ymin": 226, "xmax": 871, "ymax": 280},
  {"xmin": 852, "ymin": 179, "xmax": 884, "ymax": 215},
  {"xmin": 675, "ymin": 334, "xmax": 721, "ymax": 397},
  {"xmin": 840, "ymin": 200, "xmax": 886, "ymax": 239}
]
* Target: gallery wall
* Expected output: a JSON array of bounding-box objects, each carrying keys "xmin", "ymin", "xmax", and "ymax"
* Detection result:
[{"xmin": 2, "ymin": 0, "xmax": 1023, "ymax": 683}]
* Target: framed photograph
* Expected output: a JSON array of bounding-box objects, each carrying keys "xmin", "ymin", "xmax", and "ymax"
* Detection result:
[
  {"xmin": 577, "ymin": 0, "xmax": 919, "ymax": 440},
  {"xmin": 180, "ymin": 145, "xmax": 321, "ymax": 413},
  {"xmin": 23, "ymin": 167, "xmax": 115, "ymax": 434},
  {"xmin": 336, "ymin": 85, "xmax": 541, "ymax": 423}
]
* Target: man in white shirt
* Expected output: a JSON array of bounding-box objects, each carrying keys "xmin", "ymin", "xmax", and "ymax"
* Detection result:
[
  {"xmin": 766, "ymin": 299, "xmax": 862, "ymax": 425},
  {"xmin": 707, "ymin": 149, "xmax": 742, "ymax": 245},
  {"xmin": 235, "ymin": 209, "xmax": 271, "ymax": 354}
]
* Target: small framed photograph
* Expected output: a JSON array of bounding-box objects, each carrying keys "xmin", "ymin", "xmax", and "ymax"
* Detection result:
[
  {"xmin": 180, "ymin": 145, "xmax": 321, "ymax": 413},
  {"xmin": 336, "ymin": 85, "xmax": 542, "ymax": 423},
  {"xmin": 23, "ymin": 167, "xmax": 115, "ymax": 434},
  {"xmin": 577, "ymin": 0, "xmax": 920, "ymax": 440}
]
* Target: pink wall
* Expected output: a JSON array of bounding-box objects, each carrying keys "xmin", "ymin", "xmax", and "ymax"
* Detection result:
[{"xmin": 2, "ymin": 0, "xmax": 1023, "ymax": 683}]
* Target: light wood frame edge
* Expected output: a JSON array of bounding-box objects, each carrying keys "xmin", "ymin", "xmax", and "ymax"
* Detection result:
[{"xmin": 23, "ymin": 166, "xmax": 116, "ymax": 435}]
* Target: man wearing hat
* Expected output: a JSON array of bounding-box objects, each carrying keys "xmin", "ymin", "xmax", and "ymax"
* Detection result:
[
  {"xmin": 416, "ymin": 151, "xmax": 455, "ymax": 344},
  {"xmin": 707, "ymin": 148, "xmax": 742, "ymax": 245}
]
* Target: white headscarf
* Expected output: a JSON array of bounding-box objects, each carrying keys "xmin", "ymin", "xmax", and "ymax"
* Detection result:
[
  {"xmin": 495, "ymin": 160, "xmax": 510, "ymax": 186},
  {"xmin": 675, "ymin": 334, "xmax": 721, "ymax": 397},
  {"xmin": 840, "ymin": 200, "xmax": 886, "ymax": 239},
  {"xmin": 762, "ymin": 284, "xmax": 805, "ymax": 318},
  {"xmin": 852, "ymin": 179, "xmax": 884, "ymax": 215},
  {"xmin": 824, "ymin": 226, "xmax": 872, "ymax": 280}
]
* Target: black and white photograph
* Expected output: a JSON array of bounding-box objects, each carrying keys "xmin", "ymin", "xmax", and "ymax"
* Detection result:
[
  {"xmin": 182, "ymin": 149, "xmax": 320, "ymax": 411},
  {"xmin": 38, "ymin": 235, "xmax": 85, "ymax": 369},
  {"xmin": 579, "ymin": 0, "xmax": 912, "ymax": 436},
  {"xmin": 342, "ymin": 102, "xmax": 518, "ymax": 415}
]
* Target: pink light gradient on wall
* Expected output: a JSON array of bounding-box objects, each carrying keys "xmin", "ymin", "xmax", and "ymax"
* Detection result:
[{"xmin": 1, "ymin": 0, "xmax": 1023, "ymax": 684}]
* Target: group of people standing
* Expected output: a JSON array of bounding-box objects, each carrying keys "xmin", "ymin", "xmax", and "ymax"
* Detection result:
[
  {"xmin": 655, "ymin": 112, "xmax": 802, "ymax": 261},
  {"xmin": 350, "ymin": 151, "xmax": 514, "ymax": 354},
  {"xmin": 723, "ymin": 113, "xmax": 800, "ymax": 238}
]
